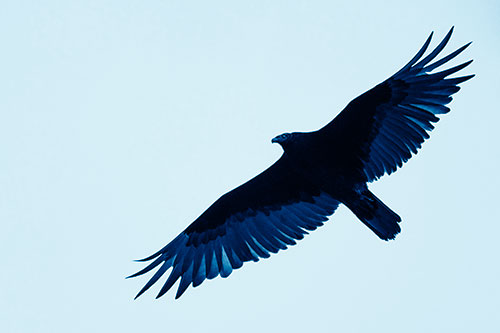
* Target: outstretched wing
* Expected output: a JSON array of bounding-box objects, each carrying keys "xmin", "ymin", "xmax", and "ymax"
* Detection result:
[
  {"xmin": 128, "ymin": 155, "xmax": 339, "ymax": 299},
  {"xmin": 318, "ymin": 27, "xmax": 474, "ymax": 182}
]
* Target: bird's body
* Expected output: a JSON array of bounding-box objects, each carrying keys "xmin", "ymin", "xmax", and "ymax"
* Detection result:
[{"xmin": 129, "ymin": 28, "xmax": 473, "ymax": 299}]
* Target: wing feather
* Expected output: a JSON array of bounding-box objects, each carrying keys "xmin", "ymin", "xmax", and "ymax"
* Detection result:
[
  {"xmin": 128, "ymin": 157, "xmax": 340, "ymax": 299},
  {"xmin": 319, "ymin": 27, "xmax": 473, "ymax": 182}
]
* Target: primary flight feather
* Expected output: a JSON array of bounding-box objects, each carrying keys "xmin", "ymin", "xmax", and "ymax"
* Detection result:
[{"xmin": 128, "ymin": 27, "xmax": 473, "ymax": 299}]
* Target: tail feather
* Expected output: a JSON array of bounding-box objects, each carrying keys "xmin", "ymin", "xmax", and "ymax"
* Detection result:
[{"xmin": 347, "ymin": 190, "xmax": 401, "ymax": 241}]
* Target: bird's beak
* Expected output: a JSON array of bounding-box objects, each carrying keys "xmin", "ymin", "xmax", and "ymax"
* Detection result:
[{"xmin": 271, "ymin": 137, "xmax": 278, "ymax": 144}]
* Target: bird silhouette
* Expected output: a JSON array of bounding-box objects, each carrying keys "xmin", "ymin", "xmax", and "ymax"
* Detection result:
[{"xmin": 128, "ymin": 27, "xmax": 473, "ymax": 299}]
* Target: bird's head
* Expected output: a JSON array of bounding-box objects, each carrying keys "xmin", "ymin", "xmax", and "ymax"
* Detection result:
[
  {"xmin": 271, "ymin": 132, "xmax": 292, "ymax": 144},
  {"xmin": 272, "ymin": 132, "xmax": 294, "ymax": 150}
]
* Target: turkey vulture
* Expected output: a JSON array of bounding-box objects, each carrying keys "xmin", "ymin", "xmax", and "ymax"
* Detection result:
[{"xmin": 128, "ymin": 27, "xmax": 473, "ymax": 299}]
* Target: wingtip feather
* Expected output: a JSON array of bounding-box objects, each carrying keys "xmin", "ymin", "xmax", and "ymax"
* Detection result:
[
  {"xmin": 394, "ymin": 31, "xmax": 433, "ymax": 76},
  {"xmin": 134, "ymin": 253, "xmax": 162, "ymax": 262}
]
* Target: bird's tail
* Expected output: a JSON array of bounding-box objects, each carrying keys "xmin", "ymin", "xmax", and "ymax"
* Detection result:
[{"xmin": 345, "ymin": 189, "xmax": 401, "ymax": 241}]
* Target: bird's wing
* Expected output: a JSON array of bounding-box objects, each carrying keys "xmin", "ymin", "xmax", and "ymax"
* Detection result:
[
  {"xmin": 318, "ymin": 27, "xmax": 474, "ymax": 182},
  {"xmin": 128, "ymin": 155, "xmax": 339, "ymax": 299}
]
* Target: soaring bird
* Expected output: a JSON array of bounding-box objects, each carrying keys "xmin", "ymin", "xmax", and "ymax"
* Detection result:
[{"xmin": 128, "ymin": 28, "xmax": 473, "ymax": 299}]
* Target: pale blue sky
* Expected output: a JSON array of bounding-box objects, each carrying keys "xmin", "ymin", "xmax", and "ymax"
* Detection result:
[{"xmin": 1, "ymin": 1, "xmax": 499, "ymax": 332}]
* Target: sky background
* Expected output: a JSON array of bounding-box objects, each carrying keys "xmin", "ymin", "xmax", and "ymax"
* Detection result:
[{"xmin": 1, "ymin": 1, "xmax": 499, "ymax": 332}]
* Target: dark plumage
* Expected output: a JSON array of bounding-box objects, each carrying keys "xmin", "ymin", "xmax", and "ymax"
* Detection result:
[{"xmin": 128, "ymin": 27, "xmax": 473, "ymax": 299}]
